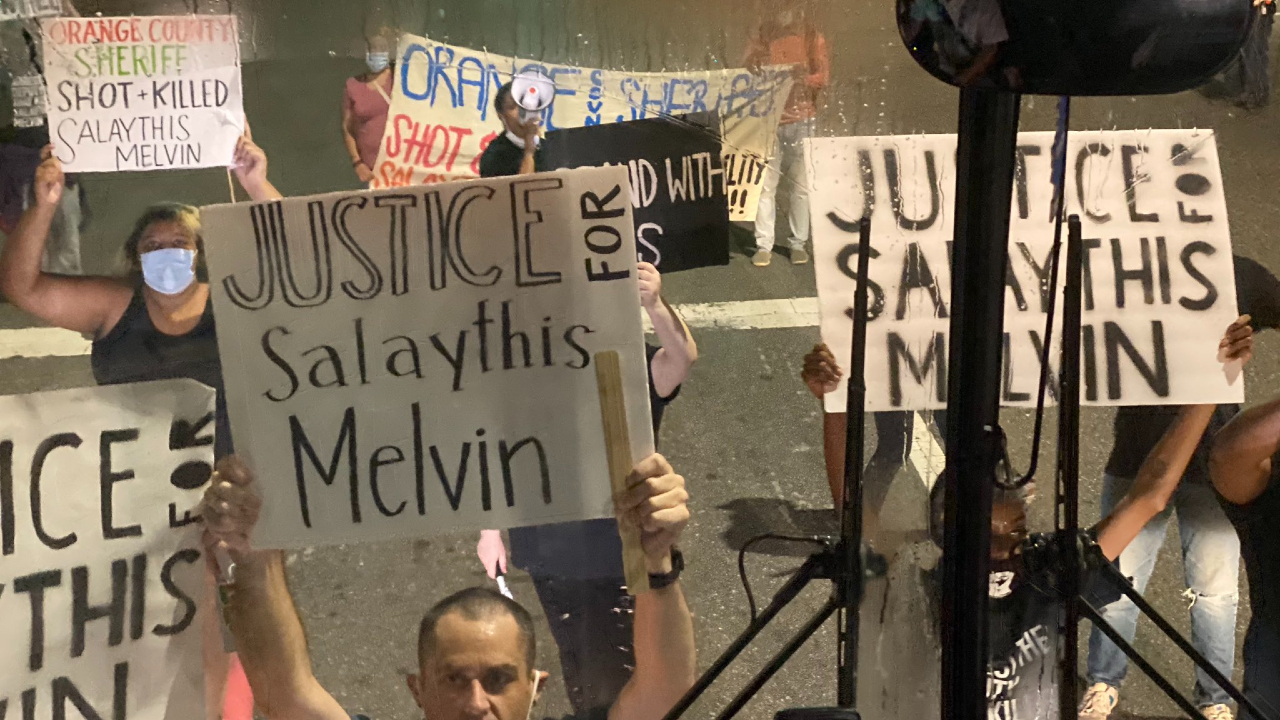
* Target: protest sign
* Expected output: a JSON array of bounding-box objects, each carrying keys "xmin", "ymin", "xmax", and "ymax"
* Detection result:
[
  {"xmin": 0, "ymin": 379, "xmax": 212, "ymax": 720},
  {"xmin": 0, "ymin": 0, "xmax": 59, "ymax": 21},
  {"xmin": 201, "ymin": 166, "xmax": 654, "ymax": 549},
  {"xmin": 807, "ymin": 130, "xmax": 1241, "ymax": 412},
  {"xmin": 371, "ymin": 33, "xmax": 792, "ymax": 222},
  {"xmin": 39, "ymin": 15, "xmax": 244, "ymax": 172},
  {"xmin": 542, "ymin": 113, "xmax": 730, "ymax": 272},
  {"xmin": 12, "ymin": 74, "xmax": 47, "ymax": 128}
]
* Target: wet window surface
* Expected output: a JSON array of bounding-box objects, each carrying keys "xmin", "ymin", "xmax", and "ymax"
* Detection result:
[{"xmin": 1, "ymin": 2, "xmax": 1275, "ymax": 720}]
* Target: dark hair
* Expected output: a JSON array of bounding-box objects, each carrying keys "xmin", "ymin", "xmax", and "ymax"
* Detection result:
[
  {"xmin": 1234, "ymin": 254, "xmax": 1280, "ymax": 332},
  {"xmin": 417, "ymin": 587, "xmax": 536, "ymax": 671},
  {"xmin": 121, "ymin": 203, "xmax": 206, "ymax": 287},
  {"xmin": 494, "ymin": 81, "xmax": 514, "ymax": 117},
  {"xmin": 928, "ymin": 466, "xmax": 1032, "ymax": 547}
]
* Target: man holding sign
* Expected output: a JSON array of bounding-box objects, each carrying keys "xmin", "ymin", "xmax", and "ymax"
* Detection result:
[{"xmin": 204, "ymin": 454, "xmax": 697, "ymax": 720}]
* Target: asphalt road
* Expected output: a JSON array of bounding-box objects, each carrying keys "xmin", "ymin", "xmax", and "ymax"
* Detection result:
[{"xmin": 3, "ymin": 4, "xmax": 1280, "ymax": 719}]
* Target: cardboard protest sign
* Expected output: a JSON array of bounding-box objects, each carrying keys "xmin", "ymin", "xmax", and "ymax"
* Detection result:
[
  {"xmin": 542, "ymin": 113, "xmax": 730, "ymax": 272},
  {"xmin": 39, "ymin": 15, "xmax": 244, "ymax": 172},
  {"xmin": 1, "ymin": 379, "xmax": 212, "ymax": 720},
  {"xmin": 371, "ymin": 33, "xmax": 792, "ymax": 222},
  {"xmin": 807, "ymin": 130, "xmax": 1241, "ymax": 412},
  {"xmin": 201, "ymin": 166, "xmax": 654, "ymax": 549},
  {"xmin": 0, "ymin": 0, "xmax": 59, "ymax": 21}
]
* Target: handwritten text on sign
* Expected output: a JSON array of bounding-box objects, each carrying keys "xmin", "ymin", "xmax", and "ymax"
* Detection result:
[
  {"xmin": 372, "ymin": 34, "xmax": 791, "ymax": 222},
  {"xmin": 201, "ymin": 168, "xmax": 653, "ymax": 549},
  {"xmin": 40, "ymin": 15, "xmax": 244, "ymax": 172},
  {"xmin": 543, "ymin": 113, "xmax": 731, "ymax": 272},
  {"xmin": 807, "ymin": 130, "xmax": 1240, "ymax": 412},
  {"xmin": 0, "ymin": 380, "xmax": 212, "ymax": 720}
]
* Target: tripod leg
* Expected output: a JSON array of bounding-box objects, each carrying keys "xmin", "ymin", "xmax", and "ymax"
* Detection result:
[
  {"xmin": 716, "ymin": 597, "xmax": 842, "ymax": 720},
  {"xmin": 1097, "ymin": 564, "xmax": 1275, "ymax": 720},
  {"xmin": 660, "ymin": 553, "xmax": 826, "ymax": 720}
]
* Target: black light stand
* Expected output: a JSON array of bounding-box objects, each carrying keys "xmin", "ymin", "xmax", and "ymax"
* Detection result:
[
  {"xmin": 658, "ymin": 220, "xmax": 876, "ymax": 720},
  {"xmin": 1053, "ymin": 217, "xmax": 1277, "ymax": 720}
]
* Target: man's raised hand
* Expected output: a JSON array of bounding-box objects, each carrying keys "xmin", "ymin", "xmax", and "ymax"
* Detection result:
[{"xmin": 617, "ymin": 453, "xmax": 689, "ymax": 573}]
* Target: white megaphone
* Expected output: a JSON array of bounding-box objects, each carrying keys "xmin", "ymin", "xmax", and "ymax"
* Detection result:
[{"xmin": 511, "ymin": 69, "xmax": 556, "ymax": 124}]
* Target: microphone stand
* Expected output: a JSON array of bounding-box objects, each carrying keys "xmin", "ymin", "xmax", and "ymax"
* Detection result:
[{"xmin": 658, "ymin": 219, "xmax": 875, "ymax": 720}]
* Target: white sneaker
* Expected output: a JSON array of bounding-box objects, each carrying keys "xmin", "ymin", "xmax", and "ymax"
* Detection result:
[
  {"xmin": 1201, "ymin": 704, "xmax": 1234, "ymax": 720},
  {"xmin": 1078, "ymin": 683, "xmax": 1119, "ymax": 720}
]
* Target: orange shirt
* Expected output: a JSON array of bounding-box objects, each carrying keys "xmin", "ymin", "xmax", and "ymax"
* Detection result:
[{"xmin": 762, "ymin": 32, "xmax": 830, "ymax": 124}]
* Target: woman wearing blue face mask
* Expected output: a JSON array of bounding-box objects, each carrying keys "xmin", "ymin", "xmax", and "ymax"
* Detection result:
[
  {"xmin": 0, "ymin": 129, "xmax": 280, "ymax": 720},
  {"xmin": 0, "ymin": 131, "xmax": 281, "ymax": 462},
  {"xmin": 343, "ymin": 29, "xmax": 395, "ymax": 187}
]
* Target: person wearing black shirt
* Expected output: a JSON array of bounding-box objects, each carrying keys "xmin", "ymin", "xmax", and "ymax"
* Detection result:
[
  {"xmin": 1081, "ymin": 257, "xmax": 1280, "ymax": 720},
  {"xmin": 929, "ymin": 317, "xmax": 1253, "ymax": 720},
  {"xmin": 476, "ymin": 261, "xmax": 697, "ymax": 717},
  {"xmin": 478, "ymin": 81, "xmax": 549, "ymax": 179},
  {"xmin": 1211, "ymin": 394, "xmax": 1280, "ymax": 720}
]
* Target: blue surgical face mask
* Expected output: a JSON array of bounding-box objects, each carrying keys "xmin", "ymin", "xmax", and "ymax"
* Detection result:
[
  {"xmin": 366, "ymin": 52, "xmax": 390, "ymax": 73},
  {"xmin": 141, "ymin": 248, "xmax": 196, "ymax": 295}
]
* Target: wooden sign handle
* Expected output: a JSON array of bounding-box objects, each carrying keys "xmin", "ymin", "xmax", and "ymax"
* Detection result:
[{"xmin": 594, "ymin": 350, "xmax": 650, "ymax": 595}]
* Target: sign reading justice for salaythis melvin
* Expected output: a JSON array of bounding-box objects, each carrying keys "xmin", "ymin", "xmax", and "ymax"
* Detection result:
[
  {"xmin": 201, "ymin": 166, "xmax": 654, "ymax": 550},
  {"xmin": 808, "ymin": 130, "xmax": 1242, "ymax": 412},
  {"xmin": 40, "ymin": 15, "xmax": 244, "ymax": 173}
]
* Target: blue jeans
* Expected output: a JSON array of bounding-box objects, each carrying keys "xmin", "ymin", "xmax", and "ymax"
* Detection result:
[{"xmin": 1085, "ymin": 475, "xmax": 1240, "ymax": 707}]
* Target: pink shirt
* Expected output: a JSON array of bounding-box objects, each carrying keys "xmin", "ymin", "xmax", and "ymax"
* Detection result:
[{"xmin": 343, "ymin": 74, "xmax": 392, "ymax": 168}]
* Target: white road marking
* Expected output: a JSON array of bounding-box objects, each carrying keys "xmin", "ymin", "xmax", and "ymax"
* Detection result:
[
  {"xmin": 0, "ymin": 297, "xmax": 826, "ymax": 361},
  {"xmin": 0, "ymin": 327, "xmax": 92, "ymax": 359},
  {"xmin": 909, "ymin": 411, "xmax": 947, "ymax": 490},
  {"xmin": 642, "ymin": 296, "xmax": 820, "ymax": 332}
]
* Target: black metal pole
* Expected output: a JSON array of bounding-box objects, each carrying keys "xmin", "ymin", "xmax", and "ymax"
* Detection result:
[
  {"xmin": 1058, "ymin": 216, "xmax": 1084, "ymax": 720},
  {"xmin": 660, "ymin": 552, "xmax": 827, "ymax": 720},
  {"xmin": 836, "ymin": 219, "xmax": 873, "ymax": 707},
  {"xmin": 1096, "ymin": 563, "xmax": 1278, "ymax": 720},
  {"xmin": 941, "ymin": 87, "xmax": 1021, "ymax": 720},
  {"xmin": 1081, "ymin": 602, "xmax": 1211, "ymax": 720},
  {"xmin": 718, "ymin": 598, "xmax": 842, "ymax": 720}
]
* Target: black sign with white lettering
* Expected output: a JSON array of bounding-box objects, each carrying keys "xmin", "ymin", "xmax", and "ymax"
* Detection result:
[{"xmin": 543, "ymin": 112, "xmax": 730, "ymax": 272}]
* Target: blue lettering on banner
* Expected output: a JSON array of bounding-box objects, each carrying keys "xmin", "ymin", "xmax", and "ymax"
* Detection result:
[
  {"xmin": 547, "ymin": 67, "xmax": 581, "ymax": 131},
  {"xmin": 401, "ymin": 44, "xmax": 431, "ymax": 101},
  {"xmin": 432, "ymin": 47, "xmax": 459, "ymax": 107},
  {"xmin": 585, "ymin": 70, "xmax": 605, "ymax": 126},
  {"xmin": 457, "ymin": 56, "xmax": 489, "ymax": 113}
]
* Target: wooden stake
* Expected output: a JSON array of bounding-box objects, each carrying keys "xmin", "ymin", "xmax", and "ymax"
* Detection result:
[{"xmin": 594, "ymin": 350, "xmax": 650, "ymax": 595}]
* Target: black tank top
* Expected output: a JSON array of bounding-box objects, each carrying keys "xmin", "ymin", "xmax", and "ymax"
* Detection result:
[{"xmin": 91, "ymin": 288, "xmax": 232, "ymax": 458}]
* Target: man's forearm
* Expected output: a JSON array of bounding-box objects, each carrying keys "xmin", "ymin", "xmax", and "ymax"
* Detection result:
[
  {"xmin": 224, "ymin": 550, "xmax": 321, "ymax": 717},
  {"xmin": 614, "ymin": 581, "xmax": 696, "ymax": 720},
  {"xmin": 1212, "ymin": 396, "xmax": 1280, "ymax": 503},
  {"xmin": 1096, "ymin": 405, "xmax": 1215, "ymax": 560}
]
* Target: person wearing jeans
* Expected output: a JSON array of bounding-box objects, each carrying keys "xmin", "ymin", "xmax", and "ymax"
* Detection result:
[
  {"xmin": 755, "ymin": 118, "xmax": 815, "ymax": 266},
  {"xmin": 745, "ymin": 1, "xmax": 828, "ymax": 267},
  {"xmin": 1082, "ymin": 472, "xmax": 1240, "ymax": 718}
]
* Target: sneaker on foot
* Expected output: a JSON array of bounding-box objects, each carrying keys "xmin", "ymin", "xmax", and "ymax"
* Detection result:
[
  {"xmin": 752, "ymin": 249, "xmax": 772, "ymax": 267},
  {"xmin": 791, "ymin": 247, "xmax": 810, "ymax": 265},
  {"xmin": 1078, "ymin": 683, "xmax": 1119, "ymax": 720},
  {"xmin": 1202, "ymin": 704, "xmax": 1234, "ymax": 720}
]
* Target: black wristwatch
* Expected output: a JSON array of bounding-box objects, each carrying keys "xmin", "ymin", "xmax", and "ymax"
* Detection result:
[{"xmin": 648, "ymin": 547, "xmax": 684, "ymax": 590}]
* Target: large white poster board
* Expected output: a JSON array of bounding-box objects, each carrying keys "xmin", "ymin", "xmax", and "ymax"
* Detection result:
[
  {"xmin": 202, "ymin": 167, "xmax": 653, "ymax": 549},
  {"xmin": 1, "ymin": 380, "xmax": 212, "ymax": 720},
  {"xmin": 40, "ymin": 15, "xmax": 244, "ymax": 172},
  {"xmin": 808, "ymin": 130, "xmax": 1241, "ymax": 412},
  {"xmin": 372, "ymin": 34, "xmax": 793, "ymax": 222}
]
